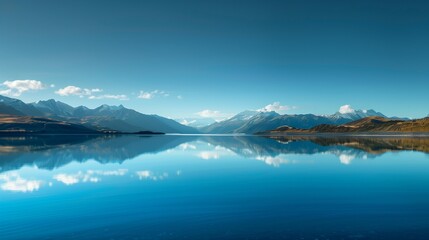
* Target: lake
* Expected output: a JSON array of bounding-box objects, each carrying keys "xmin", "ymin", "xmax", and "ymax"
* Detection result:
[{"xmin": 0, "ymin": 135, "xmax": 429, "ymax": 239}]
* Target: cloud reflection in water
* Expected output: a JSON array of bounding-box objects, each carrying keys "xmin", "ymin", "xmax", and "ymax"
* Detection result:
[{"xmin": 0, "ymin": 172, "xmax": 42, "ymax": 192}]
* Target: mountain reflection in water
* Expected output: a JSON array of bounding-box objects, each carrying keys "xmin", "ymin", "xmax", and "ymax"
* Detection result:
[{"xmin": 0, "ymin": 135, "xmax": 428, "ymax": 173}]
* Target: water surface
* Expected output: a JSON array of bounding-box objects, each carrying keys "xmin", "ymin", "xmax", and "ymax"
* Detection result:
[{"xmin": 1, "ymin": 135, "xmax": 429, "ymax": 239}]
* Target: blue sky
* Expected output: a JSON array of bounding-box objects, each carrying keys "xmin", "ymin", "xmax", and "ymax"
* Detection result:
[{"xmin": 0, "ymin": 0, "xmax": 428, "ymax": 119}]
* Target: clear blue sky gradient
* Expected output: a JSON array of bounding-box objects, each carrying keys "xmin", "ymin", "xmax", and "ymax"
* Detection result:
[{"xmin": 0, "ymin": 0, "xmax": 428, "ymax": 118}]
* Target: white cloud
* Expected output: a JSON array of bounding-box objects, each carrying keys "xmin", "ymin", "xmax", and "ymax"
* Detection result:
[
  {"xmin": 197, "ymin": 109, "xmax": 220, "ymax": 118},
  {"xmin": 55, "ymin": 86, "xmax": 127, "ymax": 101},
  {"xmin": 0, "ymin": 89, "xmax": 13, "ymax": 96},
  {"xmin": 89, "ymin": 94, "xmax": 128, "ymax": 100},
  {"xmin": 339, "ymin": 105, "xmax": 355, "ymax": 114},
  {"xmin": 258, "ymin": 102, "xmax": 294, "ymax": 113},
  {"xmin": 195, "ymin": 109, "xmax": 230, "ymax": 119},
  {"xmin": 138, "ymin": 90, "xmax": 169, "ymax": 100},
  {"xmin": 55, "ymin": 86, "xmax": 101, "ymax": 97},
  {"xmin": 138, "ymin": 91, "xmax": 153, "ymax": 99},
  {"xmin": 0, "ymin": 80, "xmax": 45, "ymax": 96},
  {"xmin": 180, "ymin": 119, "xmax": 196, "ymax": 126},
  {"xmin": 177, "ymin": 95, "xmax": 183, "ymax": 100},
  {"xmin": 0, "ymin": 173, "xmax": 42, "ymax": 192}
]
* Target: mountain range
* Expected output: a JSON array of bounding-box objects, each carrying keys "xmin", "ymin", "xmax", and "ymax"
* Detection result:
[
  {"xmin": 0, "ymin": 94, "xmax": 420, "ymax": 134},
  {"xmin": 199, "ymin": 108, "xmax": 393, "ymax": 134},
  {"xmin": 0, "ymin": 95, "xmax": 197, "ymax": 133}
]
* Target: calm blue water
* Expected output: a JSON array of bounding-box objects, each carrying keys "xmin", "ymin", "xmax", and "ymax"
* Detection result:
[{"xmin": 0, "ymin": 135, "xmax": 429, "ymax": 239}]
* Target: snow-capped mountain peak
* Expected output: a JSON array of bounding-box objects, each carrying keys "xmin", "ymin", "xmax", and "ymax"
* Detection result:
[
  {"xmin": 330, "ymin": 105, "xmax": 386, "ymax": 120},
  {"xmin": 227, "ymin": 110, "xmax": 259, "ymax": 121}
]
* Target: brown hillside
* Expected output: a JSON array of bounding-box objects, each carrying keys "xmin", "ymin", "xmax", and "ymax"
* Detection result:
[
  {"xmin": 0, "ymin": 114, "xmax": 98, "ymax": 134},
  {"xmin": 262, "ymin": 116, "xmax": 429, "ymax": 134}
]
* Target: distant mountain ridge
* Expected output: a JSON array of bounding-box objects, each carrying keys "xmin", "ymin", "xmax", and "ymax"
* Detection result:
[
  {"xmin": 200, "ymin": 107, "xmax": 406, "ymax": 134},
  {"xmin": 174, "ymin": 117, "xmax": 217, "ymax": 128},
  {"xmin": 200, "ymin": 110, "xmax": 259, "ymax": 133},
  {"xmin": 0, "ymin": 95, "xmax": 44, "ymax": 116},
  {"xmin": 0, "ymin": 95, "xmax": 198, "ymax": 133},
  {"xmin": 31, "ymin": 99, "xmax": 75, "ymax": 117}
]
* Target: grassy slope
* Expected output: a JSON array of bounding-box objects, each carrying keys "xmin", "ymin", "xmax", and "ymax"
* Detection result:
[{"xmin": 264, "ymin": 116, "xmax": 429, "ymax": 134}]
